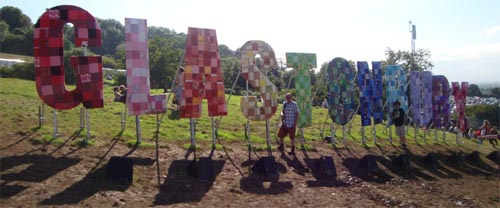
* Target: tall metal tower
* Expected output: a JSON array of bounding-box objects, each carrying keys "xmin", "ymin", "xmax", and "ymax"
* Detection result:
[{"xmin": 409, "ymin": 21, "xmax": 416, "ymax": 71}]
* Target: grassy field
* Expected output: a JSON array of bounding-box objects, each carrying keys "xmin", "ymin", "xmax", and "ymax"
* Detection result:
[
  {"xmin": 0, "ymin": 77, "xmax": 473, "ymax": 150},
  {"xmin": 2, "ymin": 77, "xmax": 499, "ymax": 207}
]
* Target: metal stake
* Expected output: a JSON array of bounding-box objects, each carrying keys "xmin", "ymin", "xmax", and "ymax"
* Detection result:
[
  {"xmin": 85, "ymin": 109, "xmax": 91, "ymax": 143},
  {"xmin": 38, "ymin": 104, "xmax": 45, "ymax": 127},
  {"xmin": 424, "ymin": 128, "xmax": 427, "ymax": 143},
  {"xmin": 388, "ymin": 126, "xmax": 393, "ymax": 144},
  {"xmin": 442, "ymin": 129, "xmax": 446, "ymax": 144},
  {"xmin": 121, "ymin": 106, "xmax": 127, "ymax": 131},
  {"xmin": 190, "ymin": 118, "xmax": 196, "ymax": 148},
  {"xmin": 331, "ymin": 124, "xmax": 336, "ymax": 145},
  {"xmin": 299, "ymin": 127, "xmax": 305, "ymax": 146},
  {"xmin": 136, "ymin": 116, "xmax": 141, "ymax": 144},
  {"xmin": 342, "ymin": 125, "xmax": 346, "ymax": 145},
  {"xmin": 361, "ymin": 126, "xmax": 366, "ymax": 145},
  {"xmin": 80, "ymin": 107, "xmax": 85, "ymax": 130},
  {"xmin": 211, "ymin": 117, "xmax": 217, "ymax": 148},
  {"xmin": 246, "ymin": 121, "xmax": 252, "ymax": 151},
  {"xmin": 414, "ymin": 126, "xmax": 418, "ymax": 143},
  {"xmin": 53, "ymin": 109, "xmax": 58, "ymax": 138},
  {"xmin": 434, "ymin": 129, "xmax": 438, "ymax": 143},
  {"xmin": 266, "ymin": 120, "xmax": 272, "ymax": 156}
]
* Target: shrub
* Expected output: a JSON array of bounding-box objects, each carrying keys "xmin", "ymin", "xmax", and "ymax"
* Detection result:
[{"xmin": 0, "ymin": 61, "xmax": 34, "ymax": 80}]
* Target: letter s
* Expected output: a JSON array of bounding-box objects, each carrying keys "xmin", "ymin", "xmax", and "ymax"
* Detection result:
[{"xmin": 239, "ymin": 41, "xmax": 278, "ymax": 121}]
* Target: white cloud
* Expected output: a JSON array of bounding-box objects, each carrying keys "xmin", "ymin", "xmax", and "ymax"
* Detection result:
[{"xmin": 480, "ymin": 26, "xmax": 500, "ymax": 37}]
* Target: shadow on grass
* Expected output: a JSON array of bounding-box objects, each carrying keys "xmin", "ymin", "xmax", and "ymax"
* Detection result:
[
  {"xmin": 1, "ymin": 155, "xmax": 81, "ymax": 199},
  {"xmin": 342, "ymin": 157, "xmax": 394, "ymax": 184},
  {"xmin": 48, "ymin": 129, "xmax": 82, "ymax": 156},
  {"xmin": 279, "ymin": 152, "xmax": 308, "ymax": 176},
  {"xmin": 303, "ymin": 156, "xmax": 351, "ymax": 188},
  {"xmin": 407, "ymin": 152, "xmax": 462, "ymax": 179},
  {"xmin": 0, "ymin": 126, "xmax": 41, "ymax": 151},
  {"xmin": 438, "ymin": 151, "xmax": 498, "ymax": 176},
  {"xmin": 239, "ymin": 177, "xmax": 293, "ymax": 195},
  {"xmin": 86, "ymin": 131, "xmax": 123, "ymax": 174},
  {"xmin": 39, "ymin": 132, "xmax": 142, "ymax": 205},
  {"xmin": 238, "ymin": 157, "xmax": 291, "ymax": 194},
  {"xmin": 375, "ymin": 154, "xmax": 436, "ymax": 181},
  {"xmin": 40, "ymin": 165, "xmax": 130, "ymax": 205},
  {"xmin": 153, "ymin": 159, "xmax": 225, "ymax": 205}
]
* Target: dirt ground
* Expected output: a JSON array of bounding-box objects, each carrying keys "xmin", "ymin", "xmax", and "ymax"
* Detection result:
[{"xmin": 1, "ymin": 129, "xmax": 499, "ymax": 208}]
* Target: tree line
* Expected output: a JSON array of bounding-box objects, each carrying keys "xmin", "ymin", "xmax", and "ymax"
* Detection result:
[{"xmin": 2, "ymin": 6, "xmax": 497, "ymax": 100}]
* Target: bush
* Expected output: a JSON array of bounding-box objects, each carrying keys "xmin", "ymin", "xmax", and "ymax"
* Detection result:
[
  {"xmin": 0, "ymin": 66, "xmax": 14, "ymax": 77},
  {"xmin": 0, "ymin": 61, "xmax": 34, "ymax": 80},
  {"xmin": 113, "ymin": 72, "xmax": 126, "ymax": 86},
  {"xmin": 102, "ymin": 55, "xmax": 118, "ymax": 68},
  {"xmin": 465, "ymin": 104, "xmax": 499, "ymax": 128}
]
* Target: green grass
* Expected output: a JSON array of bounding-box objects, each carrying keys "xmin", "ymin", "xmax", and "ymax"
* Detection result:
[
  {"xmin": 125, "ymin": 139, "xmax": 155, "ymax": 148},
  {"xmin": 0, "ymin": 78, "xmax": 487, "ymax": 152},
  {"xmin": 32, "ymin": 135, "xmax": 64, "ymax": 145},
  {"xmin": 182, "ymin": 143, "xmax": 200, "ymax": 150}
]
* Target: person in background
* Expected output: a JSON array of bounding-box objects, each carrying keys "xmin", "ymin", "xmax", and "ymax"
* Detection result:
[
  {"xmin": 173, "ymin": 67, "xmax": 184, "ymax": 107},
  {"xmin": 118, "ymin": 85, "xmax": 127, "ymax": 103},
  {"xmin": 322, "ymin": 97, "xmax": 328, "ymax": 108},
  {"xmin": 488, "ymin": 125, "xmax": 498, "ymax": 148},
  {"xmin": 391, "ymin": 100, "xmax": 407, "ymax": 149},
  {"xmin": 478, "ymin": 120, "xmax": 492, "ymax": 146},
  {"xmin": 467, "ymin": 128, "xmax": 475, "ymax": 139},
  {"xmin": 278, "ymin": 93, "xmax": 300, "ymax": 155},
  {"xmin": 113, "ymin": 86, "xmax": 122, "ymax": 102}
]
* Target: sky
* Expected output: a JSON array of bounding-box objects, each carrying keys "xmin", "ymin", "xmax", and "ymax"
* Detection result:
[{"xmin": 2, "ymin": 0, "xmax": 500, "ymax": 84}]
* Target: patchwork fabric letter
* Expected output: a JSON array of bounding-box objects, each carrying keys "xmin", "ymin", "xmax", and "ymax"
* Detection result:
[
  {"xmin": 286, "ymin": 53, "xmax": 316, "ymax": 127},
  {"xmin": 125, "ymin": 18, "xmax": 166, "ymax": 115},
  {"xmin": 180, "ymin": 27, "xmax": 227, "ymax": 118},
  {"xmin": 239, "ymin": 41, "xmax": 278, "ymax": 121},
  {"xmin": 34, "ymin": 5, "xmax": 103, "ymax": 110}
]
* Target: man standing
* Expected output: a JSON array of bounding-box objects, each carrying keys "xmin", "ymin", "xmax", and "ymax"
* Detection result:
[
  {"xmin": 392, "ymin": 100, "xmax": 407, "ymax": 149},
  {"xmin": 278, "ymin": 93, "xmax": 300, "ymax": 155},
  {"xmin": 173, "ymin": 67, "xmax": 184, "ymax": 108}
]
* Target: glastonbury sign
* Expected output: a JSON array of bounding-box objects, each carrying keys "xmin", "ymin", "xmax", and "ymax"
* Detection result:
[{"xmin": 34, "ymin": 5, "xmax": 465, "ymax": 138}]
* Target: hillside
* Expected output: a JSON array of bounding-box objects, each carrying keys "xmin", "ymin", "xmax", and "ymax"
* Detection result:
[
  {"xmin": 0, "ymin": 52, "xmax": 34, "ymax": 62},
  {"xmin": 0, "ymin": 78, "xmax": 499, "ymax": 207}
]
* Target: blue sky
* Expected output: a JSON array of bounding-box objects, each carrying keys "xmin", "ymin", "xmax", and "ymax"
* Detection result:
[{"xmin": 2, "ymin": 0, "xmax": 499, "ymax": 84}]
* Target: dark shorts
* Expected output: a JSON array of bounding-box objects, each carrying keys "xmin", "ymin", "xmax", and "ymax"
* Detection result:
[{"xmin": 279, "ymin": 126, "xmax": 296, "ymax": 138}]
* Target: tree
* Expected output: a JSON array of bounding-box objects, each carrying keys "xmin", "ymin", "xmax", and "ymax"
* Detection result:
[
  {"xmin": 465, "ymin": 105, "xmax": 499, "ymax": 127},
  {"xmin": 92, "ymin": 18, "xmax": 124, "ymax": 56},
  {"xmin": 0, "ymin": 6, "xmax": 33, "ymax": 56},
  {"xmin": 1, "ymin": 27, "xmax": 33, "ymax": 55},
  {"xmin": 148, "ymin": 36, "xmax": 183, "ymax": 89},
  {"xmin": 218, "ymin": 45, "xmax": 235, "ymax": 58},
  {"xmin": 382, "ymin": 47, "xmax": 434, "ymax": 71},
  {"xmin": 0, "ymin": 21, "xmax": 9, "ymax": 42},
  {"xmin": 220, "ymin": 57, "xmax": 245, "ymax": 94},
  {"xmin": 467, "ymin": 84, "xmax": 483, "ymax": 97},
  {"xmin": 489, "ymin": 87, "xmax": 500, "ymax": 98},
  {"xmin": 0, "ymin": 6, "xmax": 32, "ymax": 33},
  {"xmin": 114, "ymin": 43, "xmax": 126, "ymax": 69},
  {"xmin": 311, "ymin": 62, "xmax": 329, "ymax": 105},
  {"xmin": 148, "ymin": 26, "xmax": 186, "ymax": 49}
]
